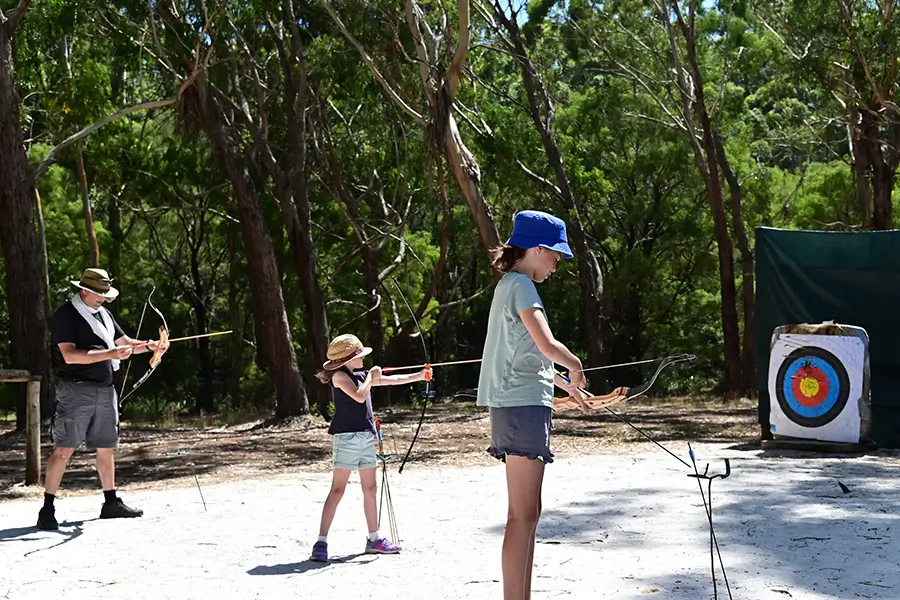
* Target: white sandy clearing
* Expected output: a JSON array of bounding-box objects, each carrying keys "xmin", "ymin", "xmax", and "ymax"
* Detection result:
[{"xmin": 1, "ymin": 442, "xmax": 898, "ymax": 600}]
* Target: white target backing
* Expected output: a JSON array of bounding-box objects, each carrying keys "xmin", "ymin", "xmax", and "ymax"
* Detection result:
[{"xmin": 768, "ymin": 325, "xmax": 869, "ymax": 444}]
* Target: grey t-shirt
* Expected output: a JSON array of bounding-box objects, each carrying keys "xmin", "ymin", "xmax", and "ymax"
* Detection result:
[{"xmin": 476, "ymin": 271, "xmax": 554, "ymax": 408}]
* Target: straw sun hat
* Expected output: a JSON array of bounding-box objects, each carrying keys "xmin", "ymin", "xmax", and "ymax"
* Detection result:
[
  {"xmin": 70, "ymin": 268, "xmax": 119, "ymax": 300},
  {"xmin": 321, "ymin": 334, "xmax": 373, "ymax": 370}
]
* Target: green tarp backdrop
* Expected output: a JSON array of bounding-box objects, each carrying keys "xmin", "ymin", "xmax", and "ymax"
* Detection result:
[{"xmin": 755, "ymin": 226, "xmax": 900, "ymax": 448}]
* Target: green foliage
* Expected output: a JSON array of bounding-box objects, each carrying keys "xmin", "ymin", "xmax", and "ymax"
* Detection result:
[{"xmin": 1, "ymin": 0, "xmax": 891, "ymax": 421}]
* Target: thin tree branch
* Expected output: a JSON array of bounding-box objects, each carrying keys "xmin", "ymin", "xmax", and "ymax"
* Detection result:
[
  {"xmin": 32, "ymin": 97, "xmax": 176, "ymax": 183},
  {"xmin": 754, "ymin": 13, "xmax": 811, "ymax": 61},
  {"xmin": 319, "ymin": 0, "xmax": 426, "ymax": 125},
  {"xmin": 404, "ymin": 0, "xmax": 435, "ymax": 94},
  {"xmin": 448, "ymin": 0, "xmax": 471, "ymax": 98},
  {"xmin": 836, "ymin": 0, "xmax": 899, "ymax": 117},
  {"xmin": 518, "ymin": 161, "xmax": 562, "ymax": 198},
  {"xmin": 4, "ymin": 0, "xmax": 30, "ymax": 34},
  {"xmin": 422, "ymin": 285, "xmax": 489, "ymax": 321}
]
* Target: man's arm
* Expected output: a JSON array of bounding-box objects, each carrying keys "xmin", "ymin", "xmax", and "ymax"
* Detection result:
[
  {"xmin": 58, "ymin": 342, "xmax": 133, "ymax": 365},
  {"xmin": 115, "ymin": 334, "xmax": 155, "ymax": 354}
]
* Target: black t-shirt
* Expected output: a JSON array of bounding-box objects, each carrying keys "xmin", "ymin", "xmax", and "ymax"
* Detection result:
[
  {"xmin": 51, "ymin": 301, "xmax": 125, "ymax": 386},
  {"xmin": 327, "ymin": 368, "xmax": 376, "ymax": 435}
]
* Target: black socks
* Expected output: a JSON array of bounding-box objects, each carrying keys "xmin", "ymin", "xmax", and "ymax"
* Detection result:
[{"xmin": 44, "ymin": 491, "xmax": 120, "ymax": 508}]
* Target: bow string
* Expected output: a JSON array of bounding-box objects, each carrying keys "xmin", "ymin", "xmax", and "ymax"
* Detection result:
[
  {"xmin": 120, "ymin": 291, "xmax": 170, "ymax": 405},
  {"xmin": 555, "ymin": 353, "xmax": 698, "ymax": 469},
  {"xmin": 391, "ymin": 278, "xmax": 433, "ymax": 474}
]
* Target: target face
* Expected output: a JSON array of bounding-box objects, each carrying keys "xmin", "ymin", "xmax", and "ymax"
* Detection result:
[{"xmin": 775, "ymin": 346, "xmax": 850, "ymax": 428}]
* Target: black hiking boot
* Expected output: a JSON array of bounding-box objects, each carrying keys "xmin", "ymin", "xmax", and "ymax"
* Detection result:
[
  {"xmin": 37, "ymin": 506, "xmax": 59, "ymax": 530},
  {"xmin": 100, "ymin": 498, "xmax": 144, "ymax": 519}
]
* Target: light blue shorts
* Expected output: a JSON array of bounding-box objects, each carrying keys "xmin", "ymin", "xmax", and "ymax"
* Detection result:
[{"xmin": 332, "ymin": 431, "xmax": 378, "ymax": 470}]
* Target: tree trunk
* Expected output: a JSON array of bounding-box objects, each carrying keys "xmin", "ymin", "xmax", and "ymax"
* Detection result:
[
  {"xmin": 188, "ymin": 244, "xmax": 215, "ymax": 414},
  {"xmin": 182, "ymin": 79, "xmax": 309, "ymax": 417},
  {"xmin": 867, "ymin": 118, "xmax": 896, "ymax": 230},
  {"xmin": 275, "ymin": 14, "xmax": 331, "ymax": 415},
  {"xmin": 107, "ymin": 193, "xmax": 123, "ymax": 280},
  {"xmin": 0, "ymin": 21, "xmax": 54, "ymax": 425},
  {"xmin": 494, "ymin": 5, "xmax": 605, "ymax": 385},
  {"xmin": 322, "ymin": 0, "xmax": 502, "ymax": 274},
  {"xmin": 714, "ymin": 133, "xmax": 756, "ymax": 396},
  {"xmin": 282, "ymin": 177, "xmax": 331, "ymax": 415},
  {"xmin": 699, "ymin": 133, "xmax": 742, "ymax": 394},
  {"xmin": 671, "ymin": 2, "xmax": 743, "ymax": 394},
  {"xmin": 33, "ymin": 187, "xmax": 52, "ymax": 321},
  {"xmin": 609, "ymin": 284, "xmax": 645, "ymax": 386},
  {"xmin": 440, "ymin": 111, "xmax": 502, "ymax": 269},
  {"xmin": 74, "ymin": 147, "xmax": 100, "ymax": 267},
  {"xmin": 852, "ymin": 133, "xmax": 873, "ymax": 228},
  {"xmin": 226, "ymin": 217, "xmax": 244, "ymax": 407},
  {"xmin": 316, "ymin": 112, "xmax": 386, "ymax": 364}
]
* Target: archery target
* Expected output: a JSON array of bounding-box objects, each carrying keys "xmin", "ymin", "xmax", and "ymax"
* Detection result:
[{"xmin": 768, "ymin": 330, "xmax": 867, "ymax": 444}]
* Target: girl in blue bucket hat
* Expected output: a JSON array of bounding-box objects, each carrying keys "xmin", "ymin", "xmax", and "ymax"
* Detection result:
[{"xmin": 477, "ymin": 209, "xmax": 591, "ymax": 599}]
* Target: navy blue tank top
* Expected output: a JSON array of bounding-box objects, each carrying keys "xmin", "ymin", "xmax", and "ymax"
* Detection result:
[{"xmin": 327, "ymin": 368, "xmax": 376, "ymax": 435}]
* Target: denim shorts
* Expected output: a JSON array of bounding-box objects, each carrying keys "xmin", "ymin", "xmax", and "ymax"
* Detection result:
[
  {"xmin": 332, "ymin": 431, "xmax": 378, "ymax": 470},
  {"xmin": 487, "ymin": 405, "xmax": 554, "ymax": 464},
  {"xmin": 52, "ymin": 380, "xmax": 119, "ymax": 450}
]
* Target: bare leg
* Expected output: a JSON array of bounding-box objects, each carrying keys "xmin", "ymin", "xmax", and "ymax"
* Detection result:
[
  {"xmin": 359, "ymin": 467, "xmax": 379, "ymax": 534},
  {"xmin": 318, "ymin": 469, "xmax": 351, "ymax": 536},
  {"xmin": 43, "ymin": 448, "xmax": 75, "ymax": 495},
  {"xmin": 501, "ymin": 456, "xmax": 545, "ymax": 600},
  {"xmin": 96, "ymin": 448, "xmax": 116, "ymax": 491},
  {"xmin": 524, "ymin": 486, "xmax": 543, "ymax": 598}
]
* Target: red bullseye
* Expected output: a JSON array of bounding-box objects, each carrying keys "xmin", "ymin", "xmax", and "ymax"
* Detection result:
[{"xmin": 791, "ymin": 364, "xmax": 829, "ymax": 407}]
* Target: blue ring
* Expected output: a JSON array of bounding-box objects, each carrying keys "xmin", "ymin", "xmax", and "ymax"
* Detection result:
[{"xmin": 781, "ymin": 357, "xmax": 840, "ymax": 418}]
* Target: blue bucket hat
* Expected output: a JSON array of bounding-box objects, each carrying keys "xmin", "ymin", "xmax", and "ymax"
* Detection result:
[{"xmin": 506, "ymin": 210, "xmax": 574, "ymax": 259}]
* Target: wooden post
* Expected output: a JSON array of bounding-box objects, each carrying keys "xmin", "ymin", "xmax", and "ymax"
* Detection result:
[
  {"xmin": 26, "ymin": 379, "xmax": 41, "ymax": 485},
  {"xmin": 1, "ymin": 370, "xmax": 43, "ymax": 486}
]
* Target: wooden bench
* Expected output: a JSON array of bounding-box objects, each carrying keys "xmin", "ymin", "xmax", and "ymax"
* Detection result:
[{"xmin": 1, "ymin": 370, "xmax": 42, "ymax": 485}]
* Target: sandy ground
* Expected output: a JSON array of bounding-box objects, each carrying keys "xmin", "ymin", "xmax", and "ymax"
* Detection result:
[{"xmin": 2, "ymin": 441, "xmax": 899, "ymax": 600}]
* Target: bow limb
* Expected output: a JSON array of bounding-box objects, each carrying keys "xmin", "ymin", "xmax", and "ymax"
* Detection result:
[
  {"xmin": 146, "ymin": 296, "xmax": 171, "ymax": 366},
  {"xmin": 622, "ymin": 353, "xmax": 696, "ymax": 400},
  {"xmin": 553, "ymin": 354, "xmax": 697, "ymax": 410},
  {"xmin": 119, "ymin": 297, "xmax": 171, "ymax": 405},
  {"xmin": 119, "ymin": 285, "xmax": 155, "ymax": 399},
  {"xmin": 390, "ymin": 278, "xmax": 431, "ymax": 474},
  {"xmin": 554, "ymin": 354, "xmax": 697, "ymax": 469},
  {"xmin": 553, "ymin": 386, "xmax": 630, "ymax": 411},
  {"xmin": 554, "ymin": 354, "xmax": 695, "ymax": 411}
]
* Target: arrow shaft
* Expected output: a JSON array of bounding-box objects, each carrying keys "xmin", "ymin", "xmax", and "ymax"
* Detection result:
[
  {"xmin": 132, "ymin": 330, "xmax": 233, "ymax": 347},
  {"xmin": 382, "ymin": 358, "xmax": 482, "ymax": 373}
]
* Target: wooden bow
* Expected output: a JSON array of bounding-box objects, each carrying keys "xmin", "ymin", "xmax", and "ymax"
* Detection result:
[
  {"xmin": 119, "ymin": 294, "xmax": 170, "ymax": 405},
  {"xmin": 554, "ymin": 386, "xmax": 630, "ymax": 411},
  {"xmin": 148, "ymin": 324, "xmax": 171, "ymax": 369},
  {"xmin": 553, "ymin": 353, "xmax": 697, "ymax": 412}
]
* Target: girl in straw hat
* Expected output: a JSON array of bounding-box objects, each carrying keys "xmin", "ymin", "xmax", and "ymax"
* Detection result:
[
  {"xmin": 477, "ymin": 210, "xmax": 591, "ymax": 600},
  {"xmin": 309, "ymin": 333, "xmax": 431, "ymax": 562}
]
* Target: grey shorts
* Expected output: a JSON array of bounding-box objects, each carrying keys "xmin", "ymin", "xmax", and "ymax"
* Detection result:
[
  {"xmin": 487, "ymin": 405, "xmax": 554, "ymax": 464},
  {"xmin": 52, "ymin": 380, "xmax": 119, "ymax": 450},
  {"xmin": 332, "ymin": 431, "xmax": 378, "ymax": 470}
]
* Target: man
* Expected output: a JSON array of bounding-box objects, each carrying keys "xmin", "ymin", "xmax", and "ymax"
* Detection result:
[{"xmin": 38, "ymin": 268, "xmax": 165, "ymax": 530}]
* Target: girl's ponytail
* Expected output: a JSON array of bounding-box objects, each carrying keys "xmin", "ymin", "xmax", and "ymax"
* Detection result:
[
  {"xmin": 490, "ymin": 244, "xmax": 527, "ymax": 274},
  {"xmin": 315, "ymin": 369, "xmax": 335, "ymax": 384}
]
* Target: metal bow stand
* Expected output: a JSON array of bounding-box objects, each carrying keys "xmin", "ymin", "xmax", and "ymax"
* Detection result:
[{"xmin": 687, "ymin": 443, "xmax": 733, "ymax": 600}]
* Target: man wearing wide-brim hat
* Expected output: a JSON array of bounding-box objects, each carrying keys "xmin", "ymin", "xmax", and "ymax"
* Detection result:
[{"xmin": 37, "ymin": 268, "xmax": 162, "ymax": 530}]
